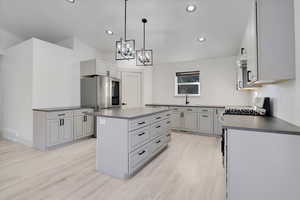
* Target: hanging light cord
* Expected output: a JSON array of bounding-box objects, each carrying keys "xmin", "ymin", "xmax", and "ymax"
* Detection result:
[
  {"xmin": 124, "ymin": 0, "xmax": 128, "ymax": 40},
  {"xmin": 142, "ymin": 18, "xmax": 147, "ymax": 50}
]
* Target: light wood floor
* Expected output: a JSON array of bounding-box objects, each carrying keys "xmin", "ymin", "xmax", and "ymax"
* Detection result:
[{"xmin": 0, "ymin": 132, "xmax": 225, "ymax": 200}]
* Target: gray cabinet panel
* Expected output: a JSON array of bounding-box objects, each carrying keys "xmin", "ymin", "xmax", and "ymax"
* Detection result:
[
  {"xmin": 198, "ymin": 113, "xmax": 213, "ymax": 134},
  {"xmin": 47, "ymin": 119, "xmax": 60, "ymax": 146},
  {"xmin": 171, "ymin": 111, "xmax": 183, "ymax": 129},
  {"xmin": 184, "ymin": 112, "xmax": 198, "ymax": 131},
  {"xmin": 74, "ymin": 116, "xmax": 84, "ymax": 139},
  {"xmin": 60, "ymin": 118, "xmax": 73, "ymax": 143}
]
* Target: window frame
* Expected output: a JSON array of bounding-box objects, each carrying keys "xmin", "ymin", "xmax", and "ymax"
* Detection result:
[{"xmin": 174, "ymin": 71, "xmax": 201, "ymax": 96}]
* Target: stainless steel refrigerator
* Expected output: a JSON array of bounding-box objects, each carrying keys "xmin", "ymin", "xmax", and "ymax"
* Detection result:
[{"xmin": 81, "ymin": 75, "xmax": 121, "ymax": 111}]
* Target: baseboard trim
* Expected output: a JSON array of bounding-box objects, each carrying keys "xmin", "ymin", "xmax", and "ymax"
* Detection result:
[{"xmin": 0, "ymin": 128, "xmax": 33, "ymax": 147}]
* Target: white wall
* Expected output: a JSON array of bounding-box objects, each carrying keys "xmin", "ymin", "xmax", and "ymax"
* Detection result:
[
  {"xmin": 152, "ymin": 56, "xmax": 252, "ymax": 106},
  {"xmin": 253, "ymin": 1, "xmax": 300, "ymax": 126},
  {"xmin": 32, "ymin": 38, "xmax": 78, "ymax": 108},
  {"xmin": 0, "ymin": 39, "xmax": 34, "ymax": 145}
]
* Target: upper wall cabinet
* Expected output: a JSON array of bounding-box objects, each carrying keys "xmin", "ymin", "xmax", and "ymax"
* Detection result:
[
  {"xmin": 243, "ymin": 0, "xmax": 295, "ymax": 85},
  {"xmin": 80, "ymin": 59, "xmax": 119, "ymax": 78}
]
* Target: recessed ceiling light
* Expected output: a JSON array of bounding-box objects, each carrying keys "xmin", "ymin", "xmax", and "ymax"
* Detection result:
[
  {"xmin": 197, "ymin": 37, "xmax": 206, "ymax": 43},
  {"xmin": 186, "ymin": 4, "xmax": 197, "ymax": 13},
  {"xmin": 105, "ymin": 30, "xmax": 114, "ymax": 36},
  {"xmin": 66, "ymin": 0, "xmax": 75, "ymax": 3}
]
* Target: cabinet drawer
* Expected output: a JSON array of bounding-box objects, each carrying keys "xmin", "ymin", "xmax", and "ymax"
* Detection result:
[
  {"xmin": 150, "ymin": 121, "xmax": 164, "ymax": 139},
  {"xmin": 47, "ymin": 111, "xmax": 73, "ymax": 120},
  {"xmin": 149, "ymin": 136, "xmax": 166, "ymax": 155},
  {"xmin": 129, "ymin": 117, "xmax": 149, "ymax": 131},
  {"xmin": 165, "ymin": 132, "xmax": 171, "ymax": 143},
  {"xmin": 198, "ymin": 108, "xmax": 213, "ymax": 113},
  {"xmin": 73, "ymin": 109, "xmax": 93, "ymax": 116},
  {"xmin": 150, "ymin": 113, "xmax": 165, "ymax": 123},
  {"xmin": 163, "ymin": 111, "xmax": 172, "ymax": 119},
  {"xmin": 129, "ymin": 127, "xmax": 150, "ymax": 151},
  {"xmin": 129, "ymin": 144, "xmax": 150, "ymax": 170},
  {"xmin": 164, "ymin": 119, "xmax": 172, "ymax": 130}
]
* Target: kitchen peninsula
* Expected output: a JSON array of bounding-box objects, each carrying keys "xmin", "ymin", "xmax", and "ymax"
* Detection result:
[{"xmin": 93, "ymin": 107, "xmax": 172, "ymax": 179}]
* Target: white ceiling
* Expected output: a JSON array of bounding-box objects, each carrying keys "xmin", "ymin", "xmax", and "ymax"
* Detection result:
[{"xmin": 0, "ymin": 0, "xmax": 252, "ymax": 63}]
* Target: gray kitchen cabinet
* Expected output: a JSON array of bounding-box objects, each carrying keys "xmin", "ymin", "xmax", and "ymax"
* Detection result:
[
  {"xmin": 33, "ymin": 108, "xmax": 94, "ymax": 151},
  {"xmin": 213, "ymin": 108, "xmax": 225, "ymax": 135},
  {"xmin": 47, "ymin": 119, "xmax": 60, "ymax": 146},
  {"xmin": 184, "ymin": 110, "xmax": 198, "ymax": 131},
  {"xmin": 74, "ymin": 115, "xmax": 84, "ymax": 139},
  {"xmin": 171, "ymin": 111, "xmax": 183, "ymax": 129},
  {"xmin": 60, "ymin": 117, "xmax": 73, "ymax": 143},
  {"xmin": 226, "ymin": 129, "xmax": 300, "ymax": 200},
  {"xmin": 169, "ymin": 107, "xmax": 215, "ymax": 135},
  {"xmin": 96, "ymin": 110, "xmax": 171, "ymax": 179},
  {"xmin": 74, "ymin": 109, "xmax": 94, "ymax": 140},
  {"xmin": 198, "ymin": 112, "xmax": 213, "ymax": 134},
  {"xmin": 243, "ymin": 0, "xmax": 295, "ymax": 85}
]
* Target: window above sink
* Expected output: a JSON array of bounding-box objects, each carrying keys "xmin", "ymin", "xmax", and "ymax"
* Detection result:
[{"xmin": 175, "ymin": 71, "xmax": 200, "ymax": 96}]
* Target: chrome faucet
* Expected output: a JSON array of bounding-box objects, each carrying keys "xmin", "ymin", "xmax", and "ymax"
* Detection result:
[{"xmin": 185, "ymin": 95, "xmax": 190, "ymax": 105}]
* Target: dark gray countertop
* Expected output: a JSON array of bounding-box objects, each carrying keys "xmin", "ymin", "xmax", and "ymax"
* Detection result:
[
  {"xmin": 33, "ymin": 106, "xmax": 94, "ymax": 112},
  {"xmin": 91, "ymin": 107, "xmax": 171, "ymax": 119},
  {"xmin": 222, "ymin": 115, "xmax": 300, "ymax": 135},
  {"xmin": 146, "ymin": 104, "xmax": 225, "ymax": 109}
]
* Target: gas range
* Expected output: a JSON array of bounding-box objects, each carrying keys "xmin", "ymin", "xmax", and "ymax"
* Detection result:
[{"xmin": 224, "ymin": 106, "xmax": 266, "ymax": 116}]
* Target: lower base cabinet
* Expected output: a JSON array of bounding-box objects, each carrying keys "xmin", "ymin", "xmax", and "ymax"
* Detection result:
[
  {"xmin": 170, "ymin": 107, "xmax": 218, "ymax": 135},
  {"xmin": 33, "ymin": 108, "xmax": 94, "ymax": 151},
  {"xmin": 96, "ymin": 110, "xmax": 172, "ymax": 179},
  {"xmin": 74, "ymin": 110, "xmax": 94, "ymax": 139}
]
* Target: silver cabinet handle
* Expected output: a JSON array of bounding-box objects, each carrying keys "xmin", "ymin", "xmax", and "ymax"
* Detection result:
[
  {"xmin": 201, "ymin": 109, "xmax": 208, "ymax": 112},
  {"xmin": 202, "ymin": 115, "xmax": 209, "ymax": 118},
  {"xmin": 58, "ymin": 113, "xmax": 65, "ymax": 117},
  {"xmin": 187, "ymin": 108, "xmax": 193, "ymax": 111}
]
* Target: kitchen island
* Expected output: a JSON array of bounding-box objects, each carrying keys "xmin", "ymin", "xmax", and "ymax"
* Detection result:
[
  {"xmin": 222, "ymin": 115, "xmax": 300, "ymax": 200},
  {"xmin": 93, "ymin": 107, "xmax": 172, "ymax": 179}
]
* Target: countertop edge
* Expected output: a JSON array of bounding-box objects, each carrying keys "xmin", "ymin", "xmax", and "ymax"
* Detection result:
[
  {"xmin": 91, "ymin": 108, "xmax": 171, "ymax": 120},
  {"xmin": 223, "ymin": 125, "xmax": 300, "ymax": 136},
  {"xmin": 33, "ymin": 107, "xmax": 94, "ymax": 112},
  {"xmin": 145, "ymin": 104, "xmax": 225, "ymax": 108}
]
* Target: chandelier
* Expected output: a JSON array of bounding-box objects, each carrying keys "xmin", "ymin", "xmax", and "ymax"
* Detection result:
[
  {"xmin": 115, "ymin": 0, "xmax": 135, "ymax": 60},
  {"xmin": 136, "ymin": 18, "xmax": 153, "ymax": 66}
]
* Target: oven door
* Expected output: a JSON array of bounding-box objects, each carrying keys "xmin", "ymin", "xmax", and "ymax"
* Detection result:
[{"xmin": 110, "ymin": 78, "xmax": 121, "ymax": 107}]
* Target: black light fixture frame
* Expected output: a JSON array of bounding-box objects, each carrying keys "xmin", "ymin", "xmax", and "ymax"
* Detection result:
[
  {"xmin": 115, "ymin": 0, "xmax": 135, "ymax": 60},
  {"xmin": 136, "ymin": 18, "xmax": 153, "ymax": 66}
]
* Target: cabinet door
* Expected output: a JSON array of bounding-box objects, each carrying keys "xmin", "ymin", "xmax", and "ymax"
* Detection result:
[
  {"xmin": 59, "ymin": 118, "xmax": 73, "ymax": 143},
  {"xmin": 74, "ymin": 115, "xmax": 84, "ymax": 139},
  {"xmin": 184, "ymin": 112, "xmax": 198, "ymax": 131},
  {"xmin": 171, "ymin": 111, "xmax": 183, "ymax": 129},
  {"xmin": 245, "ymin": 0, "xmax": 258, "ymax": 83},
  {"xmin": 84, "ymin": 115, "xmax": 94, "ymax": 136},
  {"xmin": 198, "ymin": 113, "xmax": 213, "ymax": 134},
  {"xmin": 47, "ymin": 119, "xmax": 60, "ymax": 146},
  {"xmin": 214, "ymin": 109, "xmax": 225, "ymax": 135}
]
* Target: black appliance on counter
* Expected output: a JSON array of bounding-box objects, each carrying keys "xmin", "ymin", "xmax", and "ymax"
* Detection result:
[{"xmin": 224, "ymin": 97, "xmax": 271, "ymax": 116}]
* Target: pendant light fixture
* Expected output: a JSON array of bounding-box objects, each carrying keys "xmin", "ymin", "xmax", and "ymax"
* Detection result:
[
  {"xmin": 136, "ymin": 18, "xmax": 153, "ymax": 66},
  {"xmin": 115, "ymin": 0, "xmax": 135, "ymax": 60}
]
